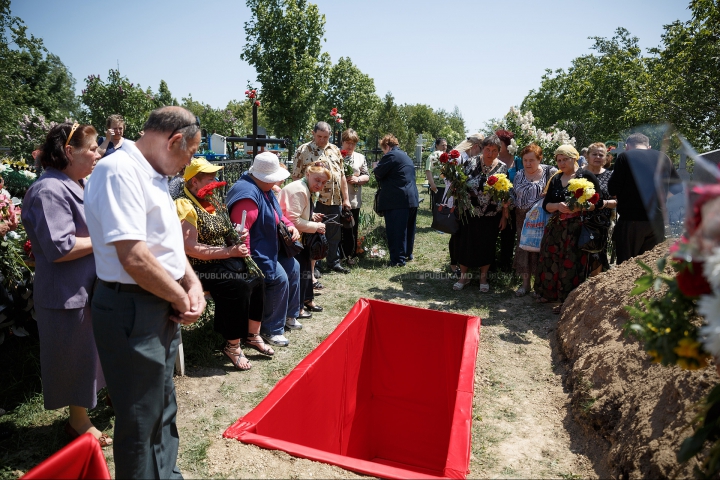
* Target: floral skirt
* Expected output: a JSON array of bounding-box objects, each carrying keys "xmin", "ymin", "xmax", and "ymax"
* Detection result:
[{"xmin": 534, "ymin": 215, "xmax": 592, "ymax": 302}]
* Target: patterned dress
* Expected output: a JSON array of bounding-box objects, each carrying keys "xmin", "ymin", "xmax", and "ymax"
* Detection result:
[{"xmin": 534, "ymin": 169, "xmax": 604, "ymax": 302}]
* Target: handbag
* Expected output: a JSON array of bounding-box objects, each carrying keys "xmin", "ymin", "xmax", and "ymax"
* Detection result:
[
  {"xmin": 373, "ymin": 188, "xmax": 384, "ymax": 217},
  {"xmin": 431, "ymin": 189, "xmax": 459, "ymax": 234},
  {"xmin": 519, "ymin": 199, "xmax": 549, "ymax": 252},
  {"xmin": 277, "ymin": 221, "xmax": 304, "ymax": 257},
  {"xmin": 302, "ymin": 231, "xmax": 329, "ymax": 260},
  {"xmin": 218, "ymin": 257, "xmax": 263, "ymax": 288},
  {"xmin": 578, "ymin": 212, "xmax": 611, "ymax": 253}
]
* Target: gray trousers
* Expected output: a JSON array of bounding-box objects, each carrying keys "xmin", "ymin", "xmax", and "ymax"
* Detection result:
[{"xmin": 92, "ymin": 282, "xmax": 183, "ymax": 480}]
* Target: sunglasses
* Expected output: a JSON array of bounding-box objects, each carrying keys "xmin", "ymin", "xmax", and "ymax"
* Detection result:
[{"xmin": 168, "ymin": 116, "xmax": 201, "ymax": 139}]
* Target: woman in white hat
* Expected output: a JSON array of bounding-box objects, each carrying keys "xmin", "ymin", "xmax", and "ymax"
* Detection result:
[{"xmin": 225, "ymin": 152, "xmax": 302, "ymax": 348}]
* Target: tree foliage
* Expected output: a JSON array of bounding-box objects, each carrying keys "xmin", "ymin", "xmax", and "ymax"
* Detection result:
[
  {"xmin": 316, "ymin": 57, "xmax": 380, "ymax": 140},
  {"xmin": 241, "ymin": 0, "xmax": 330, "ymax": 143},
  {"xmin": 156, "ymin": 80, "xmax": 178, "ymax": 107},
  {"xmin": 0, "ymin": 0, "xmax": 78, "ymax": 157}
]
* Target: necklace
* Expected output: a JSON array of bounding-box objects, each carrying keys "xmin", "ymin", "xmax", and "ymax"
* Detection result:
[{"xmin": 481, "ymin": 161, "xmax": 494, "ymax": 175}]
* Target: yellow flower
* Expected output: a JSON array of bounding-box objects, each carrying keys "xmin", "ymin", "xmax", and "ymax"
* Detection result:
[
  {"xmin": 647, "ymin": 350, "xmax": 663, "ymax": 363},
  {"xmin": 674, "ymin": 337, "xmax": 702, "ymax": 358},
  {"xmin": 567, "ymin": 178, "xmax": 596, "ymax": 203}
]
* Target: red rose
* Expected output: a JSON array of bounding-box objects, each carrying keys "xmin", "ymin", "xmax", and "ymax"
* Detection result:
[
  {"xmin": 439, "ymin": 152, "xmax": 449, "ymax": 163},
  {"xmin": 254, "ymin": 100, "xmax": 261, "ymax": 106},
  {"xmin": 23, "ymin": 240, "xmax": 32, "ymax": 255},
  {"xmin": 487, "ymin": 176, "xmax": 498, "ymax": 186},
  {"xmin": 676, "ymin": 262, "xmax": 712, "ymax": 297},
  {"xmin": 197, "ymin": 181, "xmax": 228, "ymax": 199},
  {"xmin": 330, "ymin": 108, "xmax": 338, "ymax": 116},
  {"xmin": 574, "ymin": 188, "xmax": 584, "ymax": 199},
  {"xmin": 340, "ymin": 150, "xmax": 349, "ymax": 157},
  {"xmin": 449, "ymin": 149, "xmax": 461, "ymax": 159},
  {"xmin": 589, "ymin": 193, "xmax": 600, "ymax": 204}
]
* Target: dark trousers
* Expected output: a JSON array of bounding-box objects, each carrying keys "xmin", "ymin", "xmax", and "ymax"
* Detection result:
[
  {"xmin": 613, "ymin": 218, "xmax": 662, "ymax": 264},
  {"xmin": 91, "ymin": 282, "xmax": 182, "ymax": 480},
  {"xmin": 193, "ymin": 261, "xmax": 264, "ymax": 340},
  {"xmin": 314, "ymin": 203, "xmax": 342, "ymax": 268},
  {"xmin": 296, "ymin": 247, "xmax": 314, "ymax": 305},
  {"xmin": 498, "ymin": 209, "xmax": 516, "ymax": 271},
  {"xmin": 340, "ymin": 207, "xmax": 360, "ymax": 259},
  {"xmin": 383, "ymin": 207, "xmax": 417, "ymax": 266}
]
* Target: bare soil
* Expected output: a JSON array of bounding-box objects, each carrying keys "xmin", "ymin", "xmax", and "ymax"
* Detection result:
[{"xmin": 557, "ymin": 242, "xmax": 717, "ymax": 478}]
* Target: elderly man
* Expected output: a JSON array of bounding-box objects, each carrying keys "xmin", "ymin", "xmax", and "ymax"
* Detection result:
[
  {"xmin": 98, "ymin": 114, "xmax": 132, "ymax": 158},
  {"xmin": 608, "ymin": 132, "xmax": 683, "ymax": 264},
  {"xmin": 292, "ymin": 121, "xmax": 351, "ymax": 274},
  {"xmin": 85, "ymin": 106, "xmax": 206, "ymax": 479}
]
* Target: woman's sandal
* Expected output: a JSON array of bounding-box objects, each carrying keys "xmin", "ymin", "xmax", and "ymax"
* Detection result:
[
  {"xmin": 64, "ymin": 422, "xmax": 113, "ymax": 448},
  {"xmin": 313, "ymin": 281, "xmax": 323, "ymax": 290},
  {"xmin": 243, "ymin": 333, "xmax": 274, "ymax": 356},
  {"xmin": 479, "ymin": 283, "xmax": 490, "ymax": 293},
  {"xmin": 452, "ymin": 279, "xmax": 470, "ymax": 291},
  {"xmin": 552, "ymin": 304, "xmax": 563, "ymax": 315},
  {"xmin": 223, "ymin": 341, "xmax": 251, "ymax": 371}
]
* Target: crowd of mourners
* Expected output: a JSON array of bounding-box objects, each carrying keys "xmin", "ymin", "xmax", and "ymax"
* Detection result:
[{"xmin": 3, "ymin": 104, "xmax": 681, "ymax": 479}]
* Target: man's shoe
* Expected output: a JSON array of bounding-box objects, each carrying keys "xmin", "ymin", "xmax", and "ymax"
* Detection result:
[
  {"xmin": 285, "ymin": 318, "xmax": 303, "ymax": 330},
  {"xmin": 260, "ymin": 333, "xmax": 289, "ymax": 347},
  {"xmin": 332, "ymin": 265, "xmax": 350, "ymax": 274}
]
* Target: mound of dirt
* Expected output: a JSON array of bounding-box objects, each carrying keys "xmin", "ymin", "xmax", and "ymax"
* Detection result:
[{"xmin": 557, "ymin": 242, "xmax": 718, "ymax": 478}]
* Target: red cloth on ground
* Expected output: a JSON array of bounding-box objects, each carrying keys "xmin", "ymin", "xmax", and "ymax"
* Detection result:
[{"xmin": 22, "ymin": 433, "xmax": 110, "ymax": 479}]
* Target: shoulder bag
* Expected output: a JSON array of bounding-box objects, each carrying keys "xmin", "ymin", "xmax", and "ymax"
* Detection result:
[{"xmin": 431, "ymin": 189, "xmax": 459, "ymax": 234}]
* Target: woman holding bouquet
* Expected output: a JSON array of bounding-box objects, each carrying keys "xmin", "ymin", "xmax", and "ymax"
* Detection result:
[
  {"xmin": 535, "ymin": 145, "xmax": 604, "ymax": 312},
  {"xmin": 452, "ymin": 134, "xmax": 509, "ymax": 292},
  {"xmin": 176, "ymin": 158, "xmax": 268, "ymax": 370},
  {"xmin": 339, "ymin": 129, "xmax": 369, "ymax": 265},
  {"xmin": 22, "ymin": 122, "xmax": 111, "ymax": 446}
]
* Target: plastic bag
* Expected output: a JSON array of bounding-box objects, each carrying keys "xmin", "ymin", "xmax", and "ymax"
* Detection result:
[{"xmin": 519, "ymin": 199, "xmax": 549, "ymax": 252}]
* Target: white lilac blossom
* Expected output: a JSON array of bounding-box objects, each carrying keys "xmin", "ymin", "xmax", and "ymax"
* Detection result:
[
  {"xmin": 508, "ymin": 138, "xmax": 518, "ymax": 156},
  {"xmin": 699, "ymin": 293, "xmax": 720, "ymax": 356},
  {"xmin": 20, "ymin": 171, "xmax": 36, "ymax": 179},
  {"xmin": 704, "ymin": 246, "xmax": 720, "ymax": 293}
]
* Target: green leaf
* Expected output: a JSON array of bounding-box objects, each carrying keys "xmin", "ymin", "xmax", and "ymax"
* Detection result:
[
  {"xmin": 637, "ymin": 260, "xmax": 654, "ymax": 275},
  {"xmin": 630, "ymin": 275, "xmax": 653, "ymax": 295},
  {"xmin": 656, "ymin": 256, "xmax": 667, "ymax": 272}
]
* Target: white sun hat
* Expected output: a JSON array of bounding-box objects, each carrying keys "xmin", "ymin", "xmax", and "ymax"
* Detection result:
[{"xmin": 248, "ymin": 152, "xmax": 290, "ymax": 183}]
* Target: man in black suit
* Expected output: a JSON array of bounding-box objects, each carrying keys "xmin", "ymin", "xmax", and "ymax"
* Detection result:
[
  {"xmin": 373, "ymin": 134, "xmax": 420, "ymax": 266},
  {"xmin": 608, "ymin": 132, "xmax": 683, "ymax": 264}
]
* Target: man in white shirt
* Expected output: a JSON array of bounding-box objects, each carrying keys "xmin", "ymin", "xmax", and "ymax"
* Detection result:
[{"xmin": 85, "ymin": 106, "xmax": 206, "ymax": 479}]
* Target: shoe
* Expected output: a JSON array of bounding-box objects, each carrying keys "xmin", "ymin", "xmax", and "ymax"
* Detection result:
[
  {"xmin": 515, "ymin": 287, "xmax": 527, "ymax": 297},
  {"xmin": 313, "ymin": 281, "xmax": 323, "ymax": 290},
  {"xmin": 452, "ymin": 280, "xmax": 469, "ymax": 291},
  {"xmin": 347, "ymin": 257, "xmax": 358, "ymax": 265},
  {"xmin": 260, "ymin": 333, "xmax": 289, "ymax": 347},
  {"xmin": 65, "ymin": 422, "xmax": 113, "ymax": 448},
  {"xmin": 552, "ymin": 304, "xmax": 563, "ymax": 315},
  {"xmin": 223, "ymin": 341, "xmax": 251, "ymax": 371},
  {"xmin": 314, "ymin": 268, "xmax": 322, "ymax": 278},
  {"xmin": 304, "ymin": 302, "xmax": 323, "ymax": 312},
  {"xmin": 298, "ymin": 310, "xmax": 312, "ymax": 319},
  {"xmin": 332, "ymin": 265, "xmax": 350, "ymax": 274},
  {"xmin": 479, "ymin": 283, "xmax": 490, "ymax": 293},
  {"xmin": 243, "ymin": 333, "xmax": 274, "ymax": 356},
  {"xmin": 285, "ymin": 317, "xmax": 303, "ymax": 330}
]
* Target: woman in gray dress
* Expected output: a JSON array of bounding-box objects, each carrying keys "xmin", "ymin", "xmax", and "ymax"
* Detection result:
[{"xmin": 22, "ymin": 122, "xmax": 111, "ymax": 447}]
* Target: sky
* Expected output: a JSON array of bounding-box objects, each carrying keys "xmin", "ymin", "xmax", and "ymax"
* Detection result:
[{"xmin": 11, "ymin": 0, "xmax": 692, "ymax": 135}]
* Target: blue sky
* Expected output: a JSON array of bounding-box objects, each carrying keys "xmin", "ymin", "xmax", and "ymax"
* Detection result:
[{"xmin": 12, "ymin": 0, "xmax": 691, "ymax": 135}]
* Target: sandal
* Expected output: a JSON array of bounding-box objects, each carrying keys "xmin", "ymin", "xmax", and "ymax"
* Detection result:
[
  {"xmin": 64, "ymin": 422, "xmax": 113, "ymax": 448},
  {"xmin": 552, "ymin": 304, "xmax": 563, "ymax": 315},
  {"xmin": 223, "ymin": 341, "xmax": 251, "ymax": 371},
  {"xmin": 313, "ymin": 281, "xmax": 323, "ymax": 290},
  {"xmin": 452, "ymin": 279, "xmax": 470, "ymax": 291},
  {"xmin": 304, "ymin": 301, "xmax": 323, "ymax": 312},
  {"xmin": 479, "ymin": 283, "xmax": 490, "ymax": 293},
  {"xmin": 243, "ymin": 333, "xmax": 274, "ymax": 356},
  {"xmin": 515, "ymin": 287, "xmax": 527, "ymax": 297}
]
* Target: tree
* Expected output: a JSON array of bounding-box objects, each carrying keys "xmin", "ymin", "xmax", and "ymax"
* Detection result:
[
  {"xmin": 521, "ymin": 28, "xmax": 652, "ymax": 148},
  {"xmin": 643, "ymin": 0, "xmax": 720, "ymax": 150},
  {"xmin": 156, "ymin": 80, "xmax": 178, "ymax": 107},
  {"xmin": 371, "ymin": 93, "xmax": 407, "ymax": 149},
  {"xmin": 79, "ymin": 69, "xmax": 156, "ymax": 139},
  {"xmin": 316, "ymin": 57, "xmax": 380, "ymax": 140},
  {"xmin": 0, "ymin": 0, "xmax": 78, "ymax": 156},
  {"xmin": 180, "ymin": 95, "xmax": 245, "ymax": 141},
  {"xmin": 241, "ymin": 0, "xmax": 330, "ymax": 144}
]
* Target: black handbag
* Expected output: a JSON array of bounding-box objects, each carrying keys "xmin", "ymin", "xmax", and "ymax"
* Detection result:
[
  {"xmin": 373, "ymin": 188, "xmax": 384, "ymax": 217},
  {"xmin": 277, "ymin": 221, "xmax": 304, "ymax": 257},
  {"xmin": 431, "ymin": 190, "xmax": 459, "ymax": 234},
  {"xmin": 302, "ymin": 231, "xmax": 329, "ymax": 260},
  {"xmin": 578, "ymin": 212, "xmax": 611, "ymax": 253}
]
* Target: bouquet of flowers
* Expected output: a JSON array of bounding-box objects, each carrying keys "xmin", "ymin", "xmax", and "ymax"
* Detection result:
[
  {"xmin": 195, "ymin": 181, "xmax": 264, "ymax": 278},
  {"xmin": 483, "ymin": 173, "xmax": 512, "ymax": 204},
  {"xmin": 341, "ymin": 149, "xmax": 357, "ymax": 192},
  {"xmin": 0, "ymin": 192, "xmax": 16, "ymax": 221},
  {"xmin": 330, "ymin": 108, "xmax": 344, "ymax": 125},
  {"xmin": 565, "ymin": 178, "xmax": 599, "ymax": 210},
  {"xmin": 439, "ymin": 149, "xmax": 475, "ymax": 223}
]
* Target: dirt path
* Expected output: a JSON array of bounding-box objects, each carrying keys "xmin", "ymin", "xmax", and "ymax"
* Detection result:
[{"xmin": 172, "ymin": 291, "xmax": 602, "ymax": 479}]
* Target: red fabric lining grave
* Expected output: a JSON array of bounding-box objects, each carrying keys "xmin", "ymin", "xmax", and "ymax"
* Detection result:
[{"xmin": 224, "ymin": 298, "xmax": 481, "ymax": 479}]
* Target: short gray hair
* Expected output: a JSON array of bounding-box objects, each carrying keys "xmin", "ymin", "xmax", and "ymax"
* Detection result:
[
  {"xmin": 143, "ymin": 106, "xmax": 200, "ymax": 150},
  {"xmin": 313, "ymin": 121, "xmax": 331, "ymax": 133},
  {"xmin": 481, "ymin": 134, "xmax": 502, "ymax": 150},
  {"xmin": 626, "ymin": 132, "xmax": 650, "ymax": 148}
]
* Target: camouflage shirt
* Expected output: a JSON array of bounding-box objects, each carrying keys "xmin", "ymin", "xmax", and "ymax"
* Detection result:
[{"xmin": 291, "ymin": 141, "xmax": 344, "ymax": 206}]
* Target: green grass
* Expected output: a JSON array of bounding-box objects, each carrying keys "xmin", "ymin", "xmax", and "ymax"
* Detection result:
[{"xmin": 0, "ymin": 184, "xmax": 530, "ymax": 478}]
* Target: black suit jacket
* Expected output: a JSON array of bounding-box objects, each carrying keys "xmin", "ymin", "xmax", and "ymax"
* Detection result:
[{"xmin": 373, "ymin": 146, "xmax": 420, "ymax": 210}]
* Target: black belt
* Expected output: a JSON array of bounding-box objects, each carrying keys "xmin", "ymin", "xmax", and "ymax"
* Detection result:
[{"xmin": 97, "ymin": 279, "xmax": 148, "ymax": 294}]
